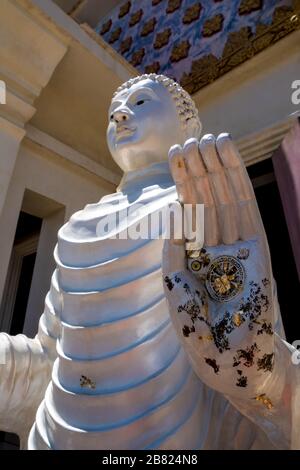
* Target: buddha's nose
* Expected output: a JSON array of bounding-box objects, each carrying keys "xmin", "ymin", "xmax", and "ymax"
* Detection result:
[{"xmin": 110, "ymin": 109, "xmax": 130, "ymax": 124}]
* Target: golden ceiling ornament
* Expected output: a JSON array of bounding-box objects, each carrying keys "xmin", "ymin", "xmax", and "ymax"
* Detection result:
[
  {"xmin": 119, "ymin": 36, "xmax": 133, "ymax": 55},
  {"xmin": 141, "ymin": 17, "xmax": 157, "ymax": 37},
  {"xmin": 183, "ymin": 3, "xmax": 202, "ymax": 25},
  {"xmin": 238, "ymin": 0, "xmax": 263, "ymax": 16},
  {"xmin": 202, "ymin": 13, "xmax": 224, "ymax": 38},
  {"xmin": 180, "ymin": 53, "xmax": 219, "ymax": 94},
  {"xmin": 129, "ymin": 9, "xmax": 143, "ymax": 27},
  {"xmin": 100, "ymin": 19, "xmax": 112, "ymax": 36},
  {"xmin": 145, "ymin": 61, "xmax": 161, "ymax": 74},
  {"xmin": 154, "ymin": 28, "xmax": 172, "ymax": 49},
  {"xmin": 109, "ymin": 27, "xmax": 122, "ymax": 44},
  {"xmin": 130, "ymin": 48, "xmax": 145, "ymax": 66},
  {"xmin": 119, "ymin": 1, "xmax": 131, "ymax": 19},
  {"xmin": 166, "ymin": 0, "xmax": 182, "ymax": 15},
  {"xmin": 222, "ymin": 26, "xmax": 253, "ymax": 58},
  {"xmin": 179, "ymin": 5, "xmax": 299, "ymax": 96},
  {"xmin": 170, "ymin": 40, "xmax": 191, "ymax": 63}
]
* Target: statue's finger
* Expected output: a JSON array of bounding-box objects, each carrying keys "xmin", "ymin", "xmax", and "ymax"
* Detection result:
[
  {"xmin": 183, "ymin": 139, "xmax": 219, "ymax": 246},
  {"xmin": 183, "ymin": 138, "xmax": 206, "ymax": 180},
  {"xmin": 168, "ymin": 144, "xmax": 197, "ymax": 204},
  {"xmin": 216, "ymin": 133, "xmax": 259, "ymax": 240},
  {"xmin": 199, "ymin": 134, "xmax": 239, "ymax": 245}
]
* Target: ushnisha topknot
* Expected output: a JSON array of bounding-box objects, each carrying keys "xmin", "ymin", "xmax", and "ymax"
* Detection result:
[{"xmin": 113, "ymin": 74, "xmax": 202, "ymax": 138}]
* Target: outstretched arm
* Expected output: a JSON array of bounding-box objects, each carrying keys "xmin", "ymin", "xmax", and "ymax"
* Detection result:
[
  {"xmin": 0, "ymin": 269, "xmax": 61, "ymax": 448},
  {"xmin": 162, "ymin": 134, "xmax": 300, "ymax": 449}
]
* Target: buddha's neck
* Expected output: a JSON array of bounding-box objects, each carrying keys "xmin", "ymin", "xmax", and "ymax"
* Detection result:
[{"xmin": 117, "ymin": 161, "xmax": 174, "ymax": 193}]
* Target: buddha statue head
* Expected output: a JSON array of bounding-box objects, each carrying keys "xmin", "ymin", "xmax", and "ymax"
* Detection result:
[{"xmin": 107, "ymin": 74, "xmax": 202, "ymax": 173}]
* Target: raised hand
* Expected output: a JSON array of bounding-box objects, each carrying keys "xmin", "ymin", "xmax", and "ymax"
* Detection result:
[{"xmin": 162, "ymin": 134, "xmax": 275, "ymax": 403}]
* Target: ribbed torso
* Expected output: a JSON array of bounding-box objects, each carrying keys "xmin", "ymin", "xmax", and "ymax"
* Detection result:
[{"xmin": 28, "ymin": 172, "xmax": 273, "ymax": 450}]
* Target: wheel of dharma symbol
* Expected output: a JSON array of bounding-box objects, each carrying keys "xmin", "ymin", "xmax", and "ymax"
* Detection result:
[{"xmin": 205, "ymin": 255, "xmax": 245, "ymax": 302}]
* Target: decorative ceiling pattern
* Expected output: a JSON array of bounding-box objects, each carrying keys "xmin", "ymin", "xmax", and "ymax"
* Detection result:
[{"xmin": 96, "ymin": 0, "xmax": 299, "ymax": 94}]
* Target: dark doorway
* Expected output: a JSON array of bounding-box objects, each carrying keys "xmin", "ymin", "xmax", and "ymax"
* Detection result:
[
  {"xmin": 9, "ymin": 251, "xmax": 37, "ymax": 335},
  {"xmin": 14, "ymin": 211, "xmax": 42, "ymax": 244},
  {"xmin": 11, "ymin": 212, "xmax": 43, "ymax": 334},
  {"xmin": 247, "ymin": 158, "xmax": 300, "ymax": 343}
]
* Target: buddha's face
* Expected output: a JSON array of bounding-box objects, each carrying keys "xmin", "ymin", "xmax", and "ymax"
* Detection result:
[{"xmin": 107, "ymin": 78, "xmax": 186, "ymax": 172}]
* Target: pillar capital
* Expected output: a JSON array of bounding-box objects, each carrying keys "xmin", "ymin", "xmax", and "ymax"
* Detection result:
[{"xmin": 0, "ymin": 0, "xmax": 69, "ymax": 215}]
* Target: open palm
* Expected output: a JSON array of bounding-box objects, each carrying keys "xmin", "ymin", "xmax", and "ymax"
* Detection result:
[{"xmin": 162, "ymin": 134, "xmax": 276, "ymax": 401}]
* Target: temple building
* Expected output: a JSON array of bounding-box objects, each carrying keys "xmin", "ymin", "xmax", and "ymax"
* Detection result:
[{"xmin": 0, "ymin": 0, "xmax": 300, "ymax": 448}]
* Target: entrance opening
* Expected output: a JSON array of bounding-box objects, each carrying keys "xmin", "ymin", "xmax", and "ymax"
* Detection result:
[
  {"xmin": 10, "ymin": 212, "xmax": 42, "ymax": 335},
  {"xmin": 247, "ymin": 158, "xmax": 300, "ymax": 343}
]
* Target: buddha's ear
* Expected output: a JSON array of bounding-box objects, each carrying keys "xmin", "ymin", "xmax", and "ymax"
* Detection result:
[{"xmin": 186, "ymin": 118, "xmax": 202, "ymax": 140}]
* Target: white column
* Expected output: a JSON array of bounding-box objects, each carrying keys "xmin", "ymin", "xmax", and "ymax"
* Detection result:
[
  {"xmin": 0, "ymin": 175, "xmax": 24, "ymax": 305},
  {"xmin": 0, "ymin": 120, "xmax": 26, "ymax": 216}
]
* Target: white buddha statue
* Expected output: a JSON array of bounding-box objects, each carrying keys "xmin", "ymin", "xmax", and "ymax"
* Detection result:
[{"xmin": 0, "ymin": 74, "xmax": 299, "ymax": 450}]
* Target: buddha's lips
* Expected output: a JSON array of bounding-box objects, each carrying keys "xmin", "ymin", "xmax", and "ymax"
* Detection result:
[{"xmin": 115, "ymin": 125, "xmax": 136, "ymax": 138}]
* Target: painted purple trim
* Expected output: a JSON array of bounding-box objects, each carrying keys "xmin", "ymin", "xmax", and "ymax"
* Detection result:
[{"xmin": 272, "ymin": 120, "xmax": 300, "ymax": 281}]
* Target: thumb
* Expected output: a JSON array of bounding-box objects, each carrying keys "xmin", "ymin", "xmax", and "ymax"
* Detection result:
[
  {"xmin": 162, "ymin": 238, "xmax": 186, "ymax": 276},
  {"xmin": 162, "ymin": 200, "xmax": 186, "ymax": 275}
]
